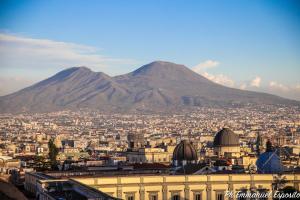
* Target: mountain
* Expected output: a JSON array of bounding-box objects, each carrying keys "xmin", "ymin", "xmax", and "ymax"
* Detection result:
[
  {"xmin": 0, "ymin": 61, "xmax": 299, "ymax": 113},
  {"xmin": 0, "ymin": 67, "xmax": 130, "ymax": 113}
]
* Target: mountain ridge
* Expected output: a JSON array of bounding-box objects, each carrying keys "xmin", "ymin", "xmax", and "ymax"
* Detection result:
[{"xmin": 0, "ymin": 61, "xmax": 299, "ymax": 113}]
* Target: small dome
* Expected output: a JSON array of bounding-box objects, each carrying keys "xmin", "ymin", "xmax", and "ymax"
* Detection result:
[
  {"xmin": 213, "ymin": 128, "xmax": 239, "ymax": 147},
  {"xmin": 256, "ymin": 140, "xmax": 283, "ymax": 174},
  {"xmin": 173, "ymin": 140, "xmax": 198, "ymax": 162}
]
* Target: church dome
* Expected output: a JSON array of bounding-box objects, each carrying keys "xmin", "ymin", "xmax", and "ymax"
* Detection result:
[
  {"xmin": 173, "ymin": 140, "xmax": 198, "ymax": 162},
  {"xmin": 213, "ymin": 128, "xmax": 239, "ymax": 147},
  {"xmin": 256, "ymin": 140, "xmax": 283, "ymax": 174}
]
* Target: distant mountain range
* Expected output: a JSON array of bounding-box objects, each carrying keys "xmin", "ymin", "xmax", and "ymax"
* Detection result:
[{"xmin": 0, "ymin": 61, "xmax": 299, "ymax": 113}]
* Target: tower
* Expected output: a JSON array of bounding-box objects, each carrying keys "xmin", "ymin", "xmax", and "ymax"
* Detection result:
[{"xmin": 256, "ymin": 133, "xmax": 263, "ymax": 155}]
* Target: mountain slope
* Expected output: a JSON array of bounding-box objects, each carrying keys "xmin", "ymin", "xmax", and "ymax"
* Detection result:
[
  {"xmin": 0, "ymin": 67, "xmax": 130, "ymax": 113},
  {"xmin": 114, "ymin": 61, "xmax": 298, "ymax": 109},
  {"xmin": 0, "ymin": 61, "xmax": 298, "ymax": 113}
]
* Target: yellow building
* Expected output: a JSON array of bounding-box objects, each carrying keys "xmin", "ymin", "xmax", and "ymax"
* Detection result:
[
  {"xmin": 0, "ymin": 156, "xmax": 21, "ymax": 174},
  {"xmin": 73, "ymin": 174, "xmax": 300, "ymax": 200},
  {"xmin": 126, "ymin": 147, "xmax": 172, "ymax": 163},
  {"xmin": 25, "ymin": 170, "xmax": 300, "ymax": 200},
  {"xmin": 240, "ymin": 155, "xmax": 257, "ymax": 168}
]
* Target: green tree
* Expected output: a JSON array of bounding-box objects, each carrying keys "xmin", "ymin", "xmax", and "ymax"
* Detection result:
[{"xmin": 48, "ymin": 138, "xmax": 59, "ymax": 169}]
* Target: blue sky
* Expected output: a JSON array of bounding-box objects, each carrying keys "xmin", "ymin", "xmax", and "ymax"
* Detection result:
[{"xmin": 0, "ymin": 0, "xmax": 300, "ymax": 100}]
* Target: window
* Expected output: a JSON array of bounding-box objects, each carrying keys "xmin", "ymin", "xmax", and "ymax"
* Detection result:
[
  {"xmin": 149, "ymin": 194, "xmax": 158, "ymax": 200},
  {"xmin": 126, "ymin": 194, "xmax": 135, "ymax": 200},
  {"xmin": 127, "ymin": 196, "xmax": 134, "ymax": 200},
  {"xmin": 172, "ymin": 194, "xmax": 180, "ymax": 200},
  {"xmin": 194, "ymin": 193, "xmax": 202, "ymax": 200},
  {"xmin": 216, "ymin": 192, "xmax": 224, "ymax": 200}
]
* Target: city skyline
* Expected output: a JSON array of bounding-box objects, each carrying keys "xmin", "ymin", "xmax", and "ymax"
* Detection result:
[
  {"xmin": 0, "ymin": 0, "xmax": 300, "ymax": 100},
  {"xmin": 1, "ymin": 1, "xmax": 300, "ymax": 200}
]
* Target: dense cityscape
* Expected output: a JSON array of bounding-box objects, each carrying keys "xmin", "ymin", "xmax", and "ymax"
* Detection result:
[{"xmin": 1, "ymin": 104, "xmax": 300, "ymax": 199}]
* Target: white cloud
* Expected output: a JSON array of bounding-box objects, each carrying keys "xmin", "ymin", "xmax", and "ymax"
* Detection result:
[
  {"xmin": 239, "ymin": 79, "xmax": 300, "ymax": 100},
  {"xmin": 0, "ymin": 33, "xmax": 136, "ymax": 71},
  {"xmin": 192, "ymin": 60, "xmax": 235, "ymax": 87},
  {"xmin": 193, "ymin": 60, "xmax": 299, "ymax": 100},
  {"xmin": 269, "ymin": 81, "xmax": 289, "ymax": 92},
  {"xmin": 238, "ymin": 76, "xmax": 261, "ymax": 90},
  {"xmin": 202, "ymin": 72, "xmax": 235, "ymax": 87},
  {"xmin": 250, "ymin": 76, "xmax": 261, "ymax": 87},
  {"xmin": 0, "ymin": 33, "xmax": 138, "ymax": 95},
  {"xmin": 265, "ymin": 81, "xmax": 300, "ymax": 100},
  {"xmin": 192, "ymin": 60, "xmax": 219, "ymax": 73}
]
